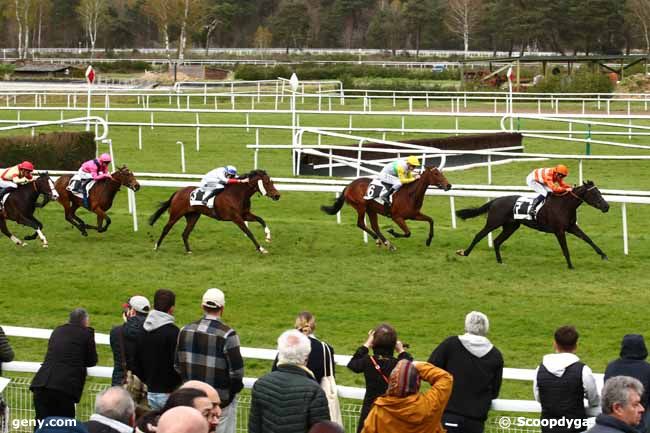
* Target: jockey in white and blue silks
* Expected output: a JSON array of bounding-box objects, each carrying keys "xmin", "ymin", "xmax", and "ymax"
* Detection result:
[
  {"xmin": 376, "ymin": 155, "xmax": 421, "ymax": 213},
  {"xmin": 199, "ymin": 165, "xmax": 249, "ymax": 201}
]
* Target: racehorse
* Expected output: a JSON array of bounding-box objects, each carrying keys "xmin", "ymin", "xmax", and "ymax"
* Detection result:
[
  {"xmin": 148, "ymin": 169, "xmax": 281, "ymax": 254},
  {"xmin": 54, "ymin": 166, "xmax": 140, "ymax": 236},
  {"xmin": 320, "ymin": 166, "xmax": 452, "ymax": 250},
  {"xmin": 455, "ymin": 181, "xmax": 609, "ymax": 269},
  {"xmin": 0, "ymin": 173, "xmax": 59, "ymax": 247}
]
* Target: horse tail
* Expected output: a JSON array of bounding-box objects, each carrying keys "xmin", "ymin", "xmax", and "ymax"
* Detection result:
[
  {"xmin": 456, "ymin": 200, "xmax": 494, "ymax": 220},
  {"xmin": 149, "ymin": 192, "xmax": 175, "ymax": 226},
  {"xmin": 320, "ymin": 187, "xmax": 347, "ymax": 215}
]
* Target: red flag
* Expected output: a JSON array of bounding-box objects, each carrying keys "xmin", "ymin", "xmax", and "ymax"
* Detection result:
[
  {"xmin": 506, "ymin": 66, "xmax": 514, "ymax": 82},
  {"xmin": 85, "ymin": 65, "xmax": 95, "ymax": 84}
]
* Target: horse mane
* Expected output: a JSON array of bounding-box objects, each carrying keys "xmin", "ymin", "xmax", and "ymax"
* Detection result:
[{"xmin": 244, "ymin": 169, "xmax": 268, "ymax": 178}]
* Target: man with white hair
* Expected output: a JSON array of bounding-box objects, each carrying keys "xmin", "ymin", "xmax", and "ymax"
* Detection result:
[
  {"xmin": 157, "ymin": 406, "xmax": 209, "ymax": 433},
  {"xmin": 85, "ymin": 387, "xmax": 135, "ymax": 433},
  {"xmin": 586, "ymin": 376, "xmax": 645, "ymax": 433},
  {"xmin": 428, "ymin": 311, "xmax": 504, "ymax": 433},
  {"xmin": 249, "ymin": 330, "xmax": 330, "ymax": 433}
]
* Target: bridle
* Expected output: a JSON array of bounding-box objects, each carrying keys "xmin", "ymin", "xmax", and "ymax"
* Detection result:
[{"xmin": 567, "ymin": 185, "xmax": 597, "ymax": 203}]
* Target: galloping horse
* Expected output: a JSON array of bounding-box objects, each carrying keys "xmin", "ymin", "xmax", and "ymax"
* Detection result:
[
  {"xmin": 0, "ymin": 173, "xmax": 59, "ymax": 247},
  {"xmin": 455, "ymin": 181, "xmax": 609, "ymax": 269},
  {"xmin": 54, "ymin": 166, "xmax": 140, "ymax": 236},
  {"xmin": 149, "ymin": 170, "xmax": 281, "ymax": 254},
  {"xmin": 321, "ymin": 166, "xmax": 452, "ymax": 250}
]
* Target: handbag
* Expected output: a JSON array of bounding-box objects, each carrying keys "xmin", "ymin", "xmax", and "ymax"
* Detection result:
[
  {"xmin": 320, "ymin": 341, "xmax": 343, "ymax": 425},
  {"xmin": 118, "ymin": 326, "xmax": 149, "ymax": 415}
]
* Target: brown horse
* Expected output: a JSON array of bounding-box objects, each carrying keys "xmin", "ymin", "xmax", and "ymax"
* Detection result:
[
  {"xmin": 1, "ymin": 173, "xmax": 59, "ymax": 247},
  {"xmin": 321, "ymin": 166, "xmax": 452, "ymax": 250},
  {"xmin": 148, "ymin": 169, "xmax": 281, "ymax": 254},
  {"xmin": 54, "ymin": 166, "xmax": 140, "ymax": 236}
]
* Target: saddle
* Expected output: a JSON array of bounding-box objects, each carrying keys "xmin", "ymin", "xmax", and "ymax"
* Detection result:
[
  {"xmin": 189, "ymin": 188, "xmax": 216, "ymax": 208},
  {"xmin": 513, "ymin": 196, "xmax": 544, "ymax": 221},
  {"xmin": 364, "ymin": 179, "xmax": 392, "ymax": 204},
  {"xmin": 67, "ymin": 177, "xmax": 96, "ymax": 199}
]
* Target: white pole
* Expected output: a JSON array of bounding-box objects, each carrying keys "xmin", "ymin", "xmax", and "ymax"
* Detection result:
[
  {"xmin": 138, "ymin": 126, "xmax": 142, "ymax": 150},
  {"xmin": 622, "ymin": 203, "xmax": 628, "ymax": 255},
  {"xmin": 579, "ymin": 160, "xmax": 583, "ymax": 184},
  {"xmin": 178, "ymin": 141, "xmax": 186, "ymax": 173},
  {"xmin": 86, "ymin": 84, "xmax": 92, "ymax": 131},
  {"xmin": 129, "ymin": 188, "xmax": 138, "ymax": 232},
  {"xmin": 336, "ymin": 192, "xmax": 341, "ymax": 224},
  {"xmin": 291, "ymin": 92, "xmax": 297, "ymax": 176},
  {"xmin": 450, "ymin": 196, "xmax": 457, "ymax": 229}
]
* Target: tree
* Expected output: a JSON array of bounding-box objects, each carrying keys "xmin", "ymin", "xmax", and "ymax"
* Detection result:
[
  {"xmin": 403, "ymin": 0, "xmax": 435, "ymax": 57},
  {"xmin": 76, "ymin": 0, "xmax": 108, "ymax": 59},
  {"xmin": 628, "ymin": 0, "xmax": 650, "ymax": 52},
  {"xmin": 445, "ymin": 0, "xmax": 482, "ymax": 56},
  {"xmin": 253, "ymin": 25, "xmax": 272, "ymax": 48},
  {"xmin": 143, "ymin": 0, "xmax": 176, "ymax": 63},
  {"xmin": 270, "ymin": 0, "xmax": 310, "ymax": 53}
]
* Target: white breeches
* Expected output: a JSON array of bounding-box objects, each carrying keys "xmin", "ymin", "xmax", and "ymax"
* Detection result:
[
  {"xmin": 0, "ymin": 180, "xmax": 17, "ymax": 189},
  {"xmin": 526, "ymin": 173, "xmax": 551, "ymax": 197},
  {"xmin": 378, "ymin": 172, "xmax": 403, "ymax": 190}
]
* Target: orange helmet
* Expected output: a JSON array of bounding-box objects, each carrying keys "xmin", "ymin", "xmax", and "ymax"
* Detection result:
[{"xmin": 555, "ymin": 164, "xmax": 569, "ymax": 176}]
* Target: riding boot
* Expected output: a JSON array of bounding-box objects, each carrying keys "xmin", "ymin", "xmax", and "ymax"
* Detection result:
[
  {"xmin": 380, "ymin": 188, "xmax": 393, "ymax": 215},
  {"xmin": 80, "ymin": 180, "xmax": 90, "ymax": 208},
  {"xmin": 528, "ymin": 194, "xmax": 544, "ymax": 219}
]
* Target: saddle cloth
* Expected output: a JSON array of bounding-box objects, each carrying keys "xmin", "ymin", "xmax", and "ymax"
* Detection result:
[
  {"xmin": 513, "ymin": 196, "xmax": 544, "ymax": 221},
  {"xmin": 1, "ymin": 193, "xmax": 9, "ymax": 207},
  {"xmin": 66, "ymin": 176, "xmax": 96, "ymax": 199},
  {"xmin": 363, "ymin": 179, "xmax": 391, "ymax": 204},
  {"xmin": 189, "ymin": 188, "xmax": 215, "ymax": 208}
]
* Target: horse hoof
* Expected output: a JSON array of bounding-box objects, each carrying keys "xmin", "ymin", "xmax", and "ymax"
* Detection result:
[
  {"xmin": 81, "ymin": 232, "xmax": 88, "ymax": 237},
  {"xmin": 375, "ymin": 239, "xmax": 383, "ymax": 247},
  {"xmin": 21, "ymin": 242, "xmax": 27, "ymax": 247},
  {"xmin": 42, "ymin": 244, "xmax": 48, "ymax": 249},
  {"xmin": 386, "ymin": 243, "xmax": 397, "ymax": 251},
  {"xmin": 265, "ymin": 238, "xmax": 272, "ymax": 244},
  {"xmin": 456, "ymin": 249, "xmax": 466, "ymax": 256},
  {"xmin": 602, "ymin": 255, "xmax": 609, "ymax": 261},
  {"xmin": 258, "ymin": 247, "xmax": 269, "ymax": 254},
  {"xmin": 186, "ymin": 250, "xmax": 192, "ymax": 255},
  {"xmin": 426, "ymin": 239, "xmax": 432, "ymax": 247}
]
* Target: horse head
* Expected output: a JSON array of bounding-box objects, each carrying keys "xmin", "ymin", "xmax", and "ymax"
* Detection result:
[
  {"xmin": 246, "ymin": 170, "xmax": 280, "ymax": 201},
  {"xmin": 422, "ymin": 166, "xmax": 452, "ymax": 191},
  {"xmin": 112, "ymin": 166, "xmax": 140, "ymax": 192},
  {"xmin": 575, "ymin": 181, "xmax": 609, "ymax": 213},
  {"xmin": 33, "ymin": 172, "xmax": 59, "ymax": 201}
]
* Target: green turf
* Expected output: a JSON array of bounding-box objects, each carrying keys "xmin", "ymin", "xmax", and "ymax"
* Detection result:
[{"xmin": 0, "ymin": 93, "xmax": 649, "ymax": 403}]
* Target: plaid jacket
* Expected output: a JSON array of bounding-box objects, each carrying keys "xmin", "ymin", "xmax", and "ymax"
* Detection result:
[{"xmin": 175, "ymin": 316, "xmax": 244, "ymax": 407}]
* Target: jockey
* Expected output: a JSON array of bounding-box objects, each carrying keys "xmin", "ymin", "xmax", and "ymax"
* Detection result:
[
  {"xmin": 199, "ymin": 165, "xmax": 249, "ymax": 201},
  {"xmin": 526, "ymin": 164, "xmax": 572, "ymax": 218},
  {"xmin": 73, "ymin": 153, "xmax": 113, "ymax": 206},
  {"xmin": 377, "ymin": 155, "xmax": 421, "ymax": 214},
  {"xmin": 0, "ymin": 161, "xmax": 35, "ymax": 211}
]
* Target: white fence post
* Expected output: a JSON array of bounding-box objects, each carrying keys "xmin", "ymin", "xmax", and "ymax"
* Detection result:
[
  {"xmin": 178, "ymin": 141, "xmax": 186, "ymax": 173},
  {"xmin": 622, "ymin": 203, "xmax": 628, "ymax": 255}
]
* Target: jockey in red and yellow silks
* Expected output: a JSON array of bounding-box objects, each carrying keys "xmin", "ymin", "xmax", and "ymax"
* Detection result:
[
  {"xmin": 526, "ymin": 164, "xmax": 572, "ymax": 218},
  {"xmin": 0, "ymin": 161, "xmax": 35, "ymax": 211}
]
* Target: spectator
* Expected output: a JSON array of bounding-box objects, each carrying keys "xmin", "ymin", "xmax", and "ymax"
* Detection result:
[
  {"xmin": 181, "ymin": 381, "xmax": 222, "ymax": 433},
  {"xmin": 109, "ymin": 295, "xmax": 150, "ymax": 386},
  {"xmin": 428, "ymin": 311, "xmax": 504, "ymax": 433},
  {"xmin": 272, "ymin": 312, "xmax": 335, "ymax": 384},
  {"xmin": 249, "ymin": 330, "xmax": 330, "ymax": 433},
  {"xmin": 30, "ymin": 308, "xmax": 98, "ymax": 422},
  {"xmin": 534, "ymin": 325, "xmax": 600, "ymax": 433},
  {"xmin": 134, "ymin": 289, "xmax": 181, "ymax": 410},
  {"xmin": 85, "ymin": 387, "xmax": 135, "ymax": 433},
  {"xmin": 605, "ymin": 335, "xmax": 650, "ymax": 432},
  {"xmin": 586, "ymin": 376, "xmax": 645, "ymax": 433},
  {"xmin": 175, "ymin": 288, "xmax": 243, "ymax": 433},
  {"xmin": 361, "ymin": 360, "xmax": 453, "ymax": 433},
  {"xmin": 157, "ymin": 407, "xmax": 209, "ymax": 433},
  {"xmin": 0, "ymin": 325, "xmax": 15, "ymax": 370},
  {"xmin": 347, "ymin": 324, "xmax": 413, "ymax": 433},
  {"xmin": 136, "ymin": 388, "xmax": 212, "ymax": 433}
]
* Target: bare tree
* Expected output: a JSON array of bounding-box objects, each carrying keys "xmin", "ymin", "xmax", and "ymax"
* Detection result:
[
  {"xmin": 445, "ymin": 0, "xmax": 481, "ymax": 57},
  {"xmin": 12, "ymin": 0, "xmax": 33, "ymax": 58},
  {"xmin": 629, "ymin": 0, "xmax": 650, "ymax": 52},
  {"xmin": 77, "ymin": 0, "xmax": 107, "ymax": 59},
  {"xmin": 143, "ymin": 0, "xmax": 176, "ymax": 65}
]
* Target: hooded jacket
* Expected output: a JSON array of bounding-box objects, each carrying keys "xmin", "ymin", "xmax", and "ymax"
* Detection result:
[
  {"xmin": 604, "ymin": 335, "xmax": 650, "ymax": 431},
  {"xmin": 109, "ymin": 314, "xmax": 147, "ymax": 386},
  {"xmin": 428, "ymin": 334, "xmax": 503, "ymax": 421},
  {"xmin": 361, "ymin": 362, "xmax": 453, "ymax": 433},
  {"xmin": 133, "ymin": 310, "xmax": 181, "ymax": 393},
  {"xmin": 533, "ymin": 353, "xmax": 600, "ymax": 409}
]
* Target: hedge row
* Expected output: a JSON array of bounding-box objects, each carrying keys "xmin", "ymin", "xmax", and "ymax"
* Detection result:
[
  {"xmin": 234, "ymin": 64, "xmax": 460, "ymax": 81},
  {"xmin": 0, "ymin": 132, "xmax": 95, "ymax": 170},
  {"xmin": 529, "ymin": 70, "xmax": 615, "ymax": 93}
]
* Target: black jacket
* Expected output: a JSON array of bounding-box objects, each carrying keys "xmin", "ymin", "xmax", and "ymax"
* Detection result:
[
  {"xmin": 347, "ymin": 346, "xmax": 413, "ymax": 433},
  {"xmin": 272, "ymin": 336, "xmax": 335, "ymax": 384},
  {"xmin": 30, "ymin": 323, "xmax": 98, "ymax": 402},
  {"xmin": 605, "ymin": 334, "xmax": 650, "ymax": 432},
  {"xmin": 133, "ymin": 313, "xmax": 181, "ymax": 393},
  {"xmin": 587, "ymin": 415, "xmax": 640, "ymax": 433},
  {"xmin": 109, "ymin": 314, "xmax": 147, "ymax": 386},
  {"xmin": 0, "ymin": 326, "xmax": 15, "ymax": 376},
  {"xmin": 428, "ymin": 336, "xmax": 504, "ymax": 422},
  {"xmin": 85, "ymin": 420, "xmax": 130, "ymax": 433}
]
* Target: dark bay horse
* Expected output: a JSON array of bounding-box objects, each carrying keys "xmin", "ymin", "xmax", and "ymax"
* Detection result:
[
  {"xmin": 321, "ymin": 166, "xmax": 452, "ymax": 250},
  {"xmin": 455, "ymin": 181, "xmax": 609, "ymax": 269},
  {"xmin": 54, "ymin": 166, "xmax": 140, "ymax": 236},
  {"xmin": 148, "ymin": 170, "xmax": 281, "ymax": 254},
  {"xmin": 1, "ymin": 173, "xmax": 59, "ymax": 247}
]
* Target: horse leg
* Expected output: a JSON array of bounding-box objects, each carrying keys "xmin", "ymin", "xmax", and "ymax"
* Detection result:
[
  {"xmin": 243, "ymin": 212, "xmax": 271, "ymax": 243},
  {"xmin": 368, "ymin": 210, "xmax": 395, "ymax": 251},
  {"xmin": 0, "ymin": 218, "xmax": 24, "ymax": 246},
  {"xmin": 567, "ymin": 224, "xmax": 608, "ymax": 260},
  {"xmin": 456, "ymin": 221, "xmax": 499, "ymax": 257},
  {"xmin": 413, "ymin": 212, "xmax": 435, "ymax": 246},
  {"xmin": 25, "ymin": 216, "xmax": 48, "ymax": 248},
  {"xmin": 493, "ymin": 222, "xmax": 521, "ymax": 264},
  {"xmin": 154, "ymin": 213, "xmax": 183, "ymax": 251},
  {"xmin": 181, "ymin": 213, "xmax": 201, "ymax": 254},
  {"xmin": 92, "ymin": 208, "xmax": 110, "ymax": 232},
  {"xmin": 387, "ymin": 217, "xmax": 411, "ymax": 239},
  {"xmin": 231, "ymin": 216, "xmax": 267, "ymax": 254},
  {"xmin": 354, "ymin": 207, "xmax": 380, "ymax": 245},
  {"xmin": 554, "ymin": 230, "xmax": 574, "ymax": 269}
]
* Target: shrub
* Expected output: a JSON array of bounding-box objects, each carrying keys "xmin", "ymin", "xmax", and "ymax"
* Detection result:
[
  {"xmin": 0, "ymin": 132, "xmax": 95, "ymax": 170},
  {"xmin": 95, "ymin": 60, "xmax": 151, "ymax": 73},
  {"xmin": 529, "ymin": 70, "xmax": 614, "ymax": 93}
]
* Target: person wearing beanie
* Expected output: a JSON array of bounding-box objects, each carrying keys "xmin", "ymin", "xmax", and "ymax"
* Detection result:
[
  {"xmin": 175, "ymin": 288, "xmax": 244, "ymax": 433},
  {"xmin": 361, "ymin": 360, "xmax": 453, "ymax": 433},
  {"xmin": 605, "ymin": 335, "xmax": 650, "ymax": 432},
  {"xmin": 428, "ymin": 311, "xmax": 504, "ymax": 433}
]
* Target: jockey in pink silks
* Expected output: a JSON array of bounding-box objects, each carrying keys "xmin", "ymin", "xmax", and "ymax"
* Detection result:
[{"xmin": 70, "ymin": 153, "xmax": 113, "ymax": 206}]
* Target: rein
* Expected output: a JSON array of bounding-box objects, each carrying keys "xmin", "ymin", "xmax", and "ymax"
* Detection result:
[{"xmin": 567, "ymin": 185, "xmax": 597, "ymax": 203}]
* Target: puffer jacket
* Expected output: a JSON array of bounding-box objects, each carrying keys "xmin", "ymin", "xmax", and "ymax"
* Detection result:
[{"xmin": 249, "ymin": 364, "xmax": 330, "ymax": 433}]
